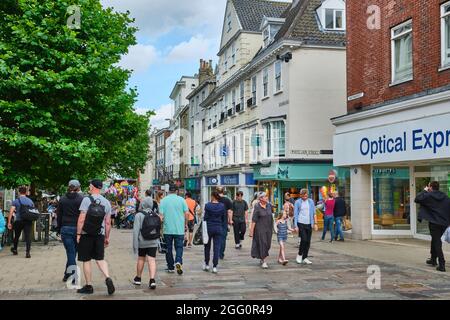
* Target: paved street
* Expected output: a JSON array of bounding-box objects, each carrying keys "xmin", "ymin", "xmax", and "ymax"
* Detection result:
[{"xmin": 1, "ymin": 228, "xmax": 450, "ymax": 300}]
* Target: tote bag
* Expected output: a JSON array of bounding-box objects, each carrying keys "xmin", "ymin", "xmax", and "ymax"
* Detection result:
[{"xmin": 202, "ymin": 220, "xmax": 209, "ymax": 244}]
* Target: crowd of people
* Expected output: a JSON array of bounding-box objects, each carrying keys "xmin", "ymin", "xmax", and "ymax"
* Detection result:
[{"xmin": 2, "ymin": 179, "xmax": 450, "ymax": 296}]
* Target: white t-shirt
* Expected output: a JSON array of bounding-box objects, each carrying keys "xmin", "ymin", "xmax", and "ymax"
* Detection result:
[{"xmin": 299, "ymin": 200, "xmax": 310, "ymax": 225}]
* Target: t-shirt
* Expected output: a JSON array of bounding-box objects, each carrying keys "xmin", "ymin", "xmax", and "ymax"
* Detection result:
[
  {"xmin": 232, "ymin": 200, "xmax": 248, "ymax": 221},
  {"xmin": 159, "ymin": 194, "xmax": 188, "ymax": 236},
  {"xmin": 185, "ymin": 198, "xmax": 197, "ymax": 221},
  {"xmin": 219, "ymin": 196, "xmax": 233, "ymax": 228},
  {"xmin": 79, "ymin": 194, "xmax": 112, "ymax": 236},
  {"xmin": 324, "ymin": 199, "xmax": 335, "ymax": 217},
  {"xmin": 12, "ymin": 196, "xmax": 35, "ymax": 221},
  {"xmin": 299, "ymin": 200, "xmax": 311, "ymax": 225}
]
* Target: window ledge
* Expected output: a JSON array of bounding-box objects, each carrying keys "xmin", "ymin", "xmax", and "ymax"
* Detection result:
[
  {"xmin": 262, "ymin": 96, "xmax": 270, "ymax": 101},
  {"xmin": 274, "ymin": 90, "xmax": 283, "ymax": 96},
  {"xmin": 389, "ymin": 78, "xmax": 413, "ymax": 87},
  {"xmin": 438, "ymin": 64, "xmax": 450, "ymax": 72}
]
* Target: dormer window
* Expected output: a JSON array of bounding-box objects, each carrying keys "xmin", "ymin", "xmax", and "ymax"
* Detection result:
[
  {"xmin": 316, "ymin": 0, "xmax": 346, "ymax": 31},
  {"xmin": 227, "ymin": 12, "xmax": 232, "ymax": 33},
  {"xmin": 260, "ymin": 17, "xmax": 285, "ymax": 48}
]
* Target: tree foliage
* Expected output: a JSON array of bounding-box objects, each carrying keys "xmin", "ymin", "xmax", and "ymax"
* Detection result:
[{"xmin": 0, "ymin": 0, "xmax": 151, "ymax": 190}]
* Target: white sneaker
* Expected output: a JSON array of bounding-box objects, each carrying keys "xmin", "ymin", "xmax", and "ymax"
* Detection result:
[
  {"xmin": 296, "ymin": 255, "xmax": 303, "ymax": 264},
  {"xmin": 212, "ymin": 267, "xmax": 218, "ymax": 274},
  {"xmin": 261, "ymin": 262, "xmax": 269, "ymax": 269},
  {"xmin": 235, "ymin": 244, "xmax": 240, "ymax": 249},
  {"xmin": 303, "ymin": 258, "xmax": 312, "ymax": 265},
  {"xmin": 202, "ymin": 263, "xmax": 210, "ymax": 272}
]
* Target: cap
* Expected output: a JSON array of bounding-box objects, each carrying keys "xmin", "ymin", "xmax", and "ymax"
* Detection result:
[
  {"xmin": 68, "ymin": 180, "xmax": 81, "ymax": 188},
  {"xmin": 90, "ymin": 179, "xmax": 103, "ymax": 190},
  {"xmin": 169, "ymin": 184, "xmax": 178, "ymax": 192}
]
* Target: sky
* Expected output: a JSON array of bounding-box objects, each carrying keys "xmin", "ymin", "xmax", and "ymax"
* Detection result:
[{"xmin": 100, "ymin": 0, "xmax": 228, "ymax": 130}]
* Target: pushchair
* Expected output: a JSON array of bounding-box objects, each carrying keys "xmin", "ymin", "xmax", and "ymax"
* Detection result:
[{"xmin": 118, "ymin": 208, "xmax": 135, "ymax": 229}]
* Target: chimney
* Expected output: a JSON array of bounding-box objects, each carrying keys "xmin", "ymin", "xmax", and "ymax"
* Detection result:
[{"xmin": 198, "ymin": 58, "xmax": 214, "ymax": 85}]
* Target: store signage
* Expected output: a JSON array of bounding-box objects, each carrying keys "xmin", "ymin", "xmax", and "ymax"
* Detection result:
[
  {"xmin": 206, "ymin": 176, "xmax": 218, "ymax": 186},
  {"xmin": 291, "ymin": 150, "xmax": 321, "ymax": 156},
  {"xmin": 259, "ymin": 166, "xmax": 277, "ymax": 176},
  {"xmin": 348, "ymin": 92, "xmax": 364, "ymax": 101},
  {"xmin": 245, "ymin": 173, "xmax": 256, "ymax": 185},
  {"xmin": 221, "ymin": 174, "xmax": 239, "ymax": 186},
  {"xmin": 334, "ymin": 113, "xmax": 450, "ymax": 166},
  {"xmin": 152, "ymin": 179, "xmax": 160, "ymax": 185}
]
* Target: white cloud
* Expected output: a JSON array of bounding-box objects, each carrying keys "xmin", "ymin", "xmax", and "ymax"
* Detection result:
[
  {"xmin": 101, "ymin": 0, "xmax": 227, "ymax": 39},
  {"xmin": 118, "ymin": 44, "xmax": 158, "ymax": 74},
  {"xmin": 149, "ymin": 104, "xmax": 174, "ymax": 130},
  {"xmin": 166, "ymin": 35, "xmax": 216, "ymax": 64}
]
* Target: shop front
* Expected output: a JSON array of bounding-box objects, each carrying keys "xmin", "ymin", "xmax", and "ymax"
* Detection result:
[
  {"xmin": 0, "ymin": 188, "xmax": 15, "ymax": 216},
  {"xmin": 185, "ymin": 178, "xmax": 201, "ymax": 202},
  {"xmin": 253, "ymin": 163, "xmax": 351, "ymax": 219},
  {"xmin": 333, "ymin": 100, "xmax": 450, "ymax": 240}
]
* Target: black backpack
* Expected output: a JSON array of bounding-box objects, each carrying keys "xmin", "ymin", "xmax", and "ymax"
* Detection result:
[
  {"xmin": 83, "ymin": 196, "xmax": 106, "ymax": 236},
  {"xmin": 140, "ymin": 210, "xmax": 161, "ymax": 240},
  {"xmin": 18, "ymin": 198, "xmax": 40, "ymax": 222}
]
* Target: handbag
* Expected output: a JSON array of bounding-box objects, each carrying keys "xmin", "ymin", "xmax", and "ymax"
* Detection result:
[
  {"xmin": 343, "ymin": 217, "xmax": 352, "ymax": 231},
  {"xmin": 158, "ymin": 236, "xmax": 167, "ymax": 254},
  {"xmin": 193, "ymin": 221, "xmax": 204, "ymax": 246},
  {"xmin": 202, "ymin": 220, "xmax": 209, "ymax": 244},
  {"xmin": 19, "ymin": 198, "xmax": 40, "ymax": 222},
  {"xmin": 441, "ymin": 227, "xmax": 450, "ymax": 244}
]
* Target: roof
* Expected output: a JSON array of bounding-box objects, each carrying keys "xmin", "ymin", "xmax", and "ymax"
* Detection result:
[
  {"xmin": 274, "ymin": 0, "xmax": 346, "ymax": 46},
  {"xmin": 231, "ymin": 0, "xmax": 291, "ymax": 32}
]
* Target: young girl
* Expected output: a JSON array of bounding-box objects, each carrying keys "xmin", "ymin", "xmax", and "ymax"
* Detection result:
[{"xmin": 276, "ymin": 211, "xmax": 294, "ymax": 265}]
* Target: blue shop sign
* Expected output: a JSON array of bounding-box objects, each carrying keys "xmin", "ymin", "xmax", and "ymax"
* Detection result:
[
  {"xmin": 221, "ymin": 174, "xmax": 239, "ymax": 186},
  {"xmin": 206, "ymin": 176, "xmax": 219, "ymax": 186},
  {"xmin": 245, "ymin": 173, "xmax": 256, "ymax": 186}
]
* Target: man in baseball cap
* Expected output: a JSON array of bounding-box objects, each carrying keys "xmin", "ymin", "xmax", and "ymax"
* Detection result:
[{"xmin": 89, "ymin": 179, "xmax": 103, "ymax": 190}]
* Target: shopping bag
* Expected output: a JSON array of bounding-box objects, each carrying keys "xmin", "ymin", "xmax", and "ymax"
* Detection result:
[
  {"xmin": 158, "ymin": 236, "xmax": 167, "ymax": 254},
  {"xmin": 202, "ymin": 220, "xmax": 209, "ymax": 244},
  {"xmin": 193, "ymin": 221, "xmax": 203, "ymax": 246},
  {"xmin": 441, "ymin": 227, "xmax": 450, "ymax": 244},
  {"xmin": 343, "ymin": 218, "xmax": 352, "ymax": 231}
]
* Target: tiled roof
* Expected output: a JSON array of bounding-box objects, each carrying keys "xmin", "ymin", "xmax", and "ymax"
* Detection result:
[
  {"xmin": 275, "ymin": 0, "xmax": 346, "ymax": 46},
  {"xmin": 231, "ymin": 0, "xmax": 291, "ymax": 32}
]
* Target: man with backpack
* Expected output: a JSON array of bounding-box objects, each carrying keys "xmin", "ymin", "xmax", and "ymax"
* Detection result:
[
  {"xmin": 8, "ymin": 186, "xmax": 35, "ymax": 258},
  {"xmin": 132, "ymin": 198, "xmax": 161, "ymax": 289},
  {"xmin": 232, "ymin": 191, "xmax": 248, "ymax": 249},
  {"xmin": 76, "ymin": 180, "xmax": 115, "ymax": 295}
]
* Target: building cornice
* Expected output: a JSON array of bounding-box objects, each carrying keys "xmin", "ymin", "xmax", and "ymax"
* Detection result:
[{"xmin": 331, "ymin": 89, "xmax": 450, "ymax": 126}]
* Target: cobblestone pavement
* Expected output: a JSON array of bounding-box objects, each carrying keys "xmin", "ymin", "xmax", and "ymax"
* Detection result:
[{"xmin": 1, "ymin": 228, "xmax": 450, "ymax": 300}]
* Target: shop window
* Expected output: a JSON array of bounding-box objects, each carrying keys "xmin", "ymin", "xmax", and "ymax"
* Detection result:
[{"xmin": 373, "ymin": 168, "xmax": 410, "ymax": 231}]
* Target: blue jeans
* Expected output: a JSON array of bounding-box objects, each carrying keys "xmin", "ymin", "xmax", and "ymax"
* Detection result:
[
  {"xmin": 334, "ymin": 217, "xmax": 345, "ymax": 240},
  {"xmin": 322, "ymin": 216, "xmax": 335, "ymax": 241},
  {"xmin": 205, "ymin": 227, "xmax": 223, "ymax": 267},
  {"xmin": 164, "ymin": 234, "xmax": 184, "ymax": 270},
  {"xmin": 220, "ymin": 225, "xmax": 228, "ymax": 259},
  {"xmin": 61, "ymin": 226, "xmax": 78, "ymax": 276}
]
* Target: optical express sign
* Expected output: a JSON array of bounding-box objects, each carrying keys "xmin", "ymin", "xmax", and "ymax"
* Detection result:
[{"xmin": 333, "ymin": 114, "xmax": 450, "ymax": 166}]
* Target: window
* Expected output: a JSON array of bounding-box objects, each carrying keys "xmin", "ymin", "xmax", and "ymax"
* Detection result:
[
  {"xmin": 224, "ymin": 49, "xmax": 229, "ymax": 71},
  {"xmin": 274, "ymin": 61, "xmax": 282, "ymax": 92},
  {"xmin": 231, "ymin": 89, "xmax": 236, "ymax": 114},
  {"xmin": 441, "ymin": 2, "xmax": 450, "ymax": 67},
  {"xmin": 232, "ymin": 135, "xmax": 237, "ymax": 164},
  {"xmin": 239, "ymin": 81, "xmax": 245, "ymax": 111},
  {"xmin": 231, "ymin": 42, "xmax": 236, "ymax": 65},
  {"xmin": 224, "ymin": 94, "xmax": 228, "ymax": 113},
  {"xmin": 251, "ymin": 76, "xmax": 257, "ymax": 105},
  {"xmin": 263, "ymin": 67, "xmax": 269, "ymax": 98},
  {"xmin": 202, "ymin": 91, "xmax": 206, "ymax": 102},
  {"xmin": 264, "ymin": 121, "xmax": 285, "ymax": 158},
  {"xmin": 263, "ymin": 27, "xmax": 270, "ymax": 47},
  {"xmin": 391, "ymin": 20, "xmax": 413, "ymax": 83},
  {"xmin": 227, "ymin": 12, "xmax": 232, "ymax": 32},
  {"xmin": 239, "ymin": 132, "xmax": 245, "ymax": 163},
  {"xmin": 250, "ymin": 128, "xmax": 261, "ymax": 163},
  {"xmin": 324, "ymin": 8, "xmax": 345, "ymax": 30}
]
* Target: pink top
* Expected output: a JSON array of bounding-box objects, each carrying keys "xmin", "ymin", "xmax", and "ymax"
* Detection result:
[{"xmin": 324, "ymin": 199, "xmax": 335, "ymax": 216}]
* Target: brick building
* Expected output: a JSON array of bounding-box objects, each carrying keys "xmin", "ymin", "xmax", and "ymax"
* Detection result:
[{"xmin": 332, "ymin": 0, "xmax": 450, "ymax": 240}]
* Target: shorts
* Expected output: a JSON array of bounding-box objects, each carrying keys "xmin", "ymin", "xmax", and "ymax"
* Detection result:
[
  {"xmin": 138, "ymin": 247, "xmax": 157, "ymax": 258},
  {"xmin": 187, "ymin": 220, "xmax": 195, "ymax": 233},
  {"xmin": 278, "ymin": 236, "xmax": 287, "ymax": 244},
  {"xmin": 78, "ymin": 234, "xmax": 105, "ymax": 262}
]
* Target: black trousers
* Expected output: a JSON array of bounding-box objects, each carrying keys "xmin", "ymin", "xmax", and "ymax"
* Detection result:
[
  {"xmin": 298, "ymin": 223, "xmax": 312, "ymax": 260},
  {"xmin": 13, "ymin": 220, "xmax": 32, "ymax": 253},
  {"xmin": 233, "ymin": 220, "xmax": 246, "ymax": 244},
  {"xmin": 429, "ymin": 222, "xmax": 447, "ymax": 266}
]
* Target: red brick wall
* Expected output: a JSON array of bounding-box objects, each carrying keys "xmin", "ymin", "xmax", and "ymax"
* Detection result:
[{"xmin": 347, "ymin": 0, "xmax": 450, "ymax": 111}]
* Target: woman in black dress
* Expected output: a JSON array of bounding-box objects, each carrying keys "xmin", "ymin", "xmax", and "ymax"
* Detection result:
[{"xmin": 249, "ymin": 192, "xmax": 273, "ymax": 269}]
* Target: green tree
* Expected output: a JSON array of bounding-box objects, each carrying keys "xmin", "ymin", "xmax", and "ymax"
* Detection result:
[{"xmin": 0, "ymin": 0, "xmax": 151, "ymax": 191}]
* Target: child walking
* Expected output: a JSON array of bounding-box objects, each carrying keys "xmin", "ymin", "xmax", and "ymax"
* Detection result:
[{"xmin": 276, "ymin": 211, "xmax": 294, "ymax": 265}]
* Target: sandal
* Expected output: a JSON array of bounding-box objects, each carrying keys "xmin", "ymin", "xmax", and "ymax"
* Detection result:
[{"xmin": 282, "ymin": 260, "xmax": 289, "ymax": 266}]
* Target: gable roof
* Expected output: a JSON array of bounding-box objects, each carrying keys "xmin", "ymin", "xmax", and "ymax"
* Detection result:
[
  {"xmin": 274, "ymin": 0, "xmax": 346, "ymax": 46},
  {"xmin": 231, "ymin": 0, "xmax": 291, "ymax": 32}
]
